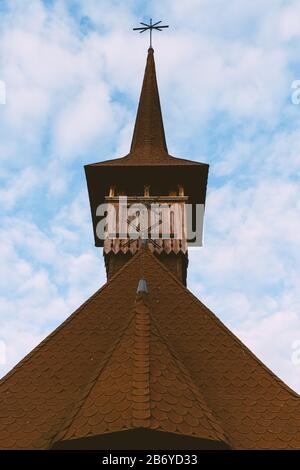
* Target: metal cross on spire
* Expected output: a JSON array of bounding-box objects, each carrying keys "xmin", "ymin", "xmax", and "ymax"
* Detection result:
[{"xmin": 133, "ymin": 18, "xmax": 169, "ymax": 48}]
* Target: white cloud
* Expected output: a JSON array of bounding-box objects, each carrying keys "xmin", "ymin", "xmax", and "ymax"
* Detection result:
[
  {"xmin": 53, "ymin": 83, "xmax": 117, "ymax": 159},
  {"xmin": 0, "ymin": 167, "xmax": 40, "ymax": 210}
]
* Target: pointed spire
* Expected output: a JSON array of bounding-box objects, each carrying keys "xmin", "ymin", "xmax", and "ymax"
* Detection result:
[{"xmin": 130, "ymin": 48, "xmax": 168, "ymax": 159}]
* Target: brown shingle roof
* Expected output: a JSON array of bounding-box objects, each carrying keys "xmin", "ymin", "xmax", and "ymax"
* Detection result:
[
  {"xmin": 53, "ymin": 291, "xmax": 228, "ymax": 447},
  {"xmin": 0, "ymin": 250, "xmax": 300, "ymax": 449}
]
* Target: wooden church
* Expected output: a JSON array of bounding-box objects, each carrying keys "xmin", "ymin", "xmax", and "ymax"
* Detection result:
[{"xmin": 0, "ymin": 46, "xmax": 300, "ymax": 450}]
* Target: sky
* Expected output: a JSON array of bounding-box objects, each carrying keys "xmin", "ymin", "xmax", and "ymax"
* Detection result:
[{"xmin": 0, "ymin": 0, "xmax": 300, "ymax": 392}]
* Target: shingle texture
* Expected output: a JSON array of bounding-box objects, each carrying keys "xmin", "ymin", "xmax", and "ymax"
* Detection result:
[{"xmin": 0, "ymin": 250, "xmax": 300, "ymax": 449}]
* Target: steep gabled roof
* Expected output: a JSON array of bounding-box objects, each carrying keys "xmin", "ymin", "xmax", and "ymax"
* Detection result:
[
  {"xmin": 0, "ymin": 250, "xmax": 300, "ymax": 449},
  {"xmin": 52, "ymin": 290, "xmax": 228, "ymax": 447}
]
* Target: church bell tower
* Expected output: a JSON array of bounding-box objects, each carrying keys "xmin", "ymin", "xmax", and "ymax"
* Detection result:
[
  {"xmin": 85, "ymin": 47, "xmax": 209, "ymax": 286},
  {"xmin": 2, "ymin": 22, "xmax": 300, "ymax": 452}
]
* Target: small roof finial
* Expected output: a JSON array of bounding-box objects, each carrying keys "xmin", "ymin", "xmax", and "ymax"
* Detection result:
[
  {"xmin": 133, "ymin": 18, "xmax": 169, "ymax": 49},
  {"xmin": 137, "ymin": 279, "xmax": 149, "ymax": 294}
]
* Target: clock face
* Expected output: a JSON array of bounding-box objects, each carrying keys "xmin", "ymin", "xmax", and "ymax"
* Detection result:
[{"xmin": 102, "ymin": 199, "xmax": 189, "ymax": 255}]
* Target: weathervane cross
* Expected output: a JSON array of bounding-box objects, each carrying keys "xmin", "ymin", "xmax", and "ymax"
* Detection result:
[{"xmin": 133, "ymin": 18, "xmax": 169, "ymax": 48}]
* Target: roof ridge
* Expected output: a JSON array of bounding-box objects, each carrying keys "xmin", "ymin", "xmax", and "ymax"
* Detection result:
[
  {"xmin": 142, "ymin": 250, "xmax": 300, "ymax": 399},
  {"xmin": 52, "ymin": 278, "xmax": 229, "ymax": 446},
  {"xmin": 132, "ymin": 293, "xmax": 151, "ymax": 427}
]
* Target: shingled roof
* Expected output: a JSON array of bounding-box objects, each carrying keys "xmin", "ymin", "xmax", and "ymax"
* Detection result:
[{"xmin": 0, "ymin": 249, "xmax": 300, "ymax": 450}]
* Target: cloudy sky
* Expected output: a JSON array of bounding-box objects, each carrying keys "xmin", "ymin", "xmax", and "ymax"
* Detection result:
[{"xmin": 1, "ymin": 0, "xmax": 300, "ymax": 392}]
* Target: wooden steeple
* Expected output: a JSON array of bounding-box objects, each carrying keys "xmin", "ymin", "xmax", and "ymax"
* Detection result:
[{"xmin": 85, "ymin": 48, "xmax": 209, "ymax": 285}]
